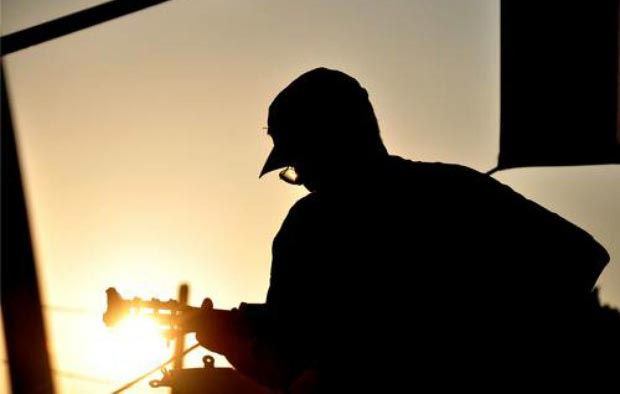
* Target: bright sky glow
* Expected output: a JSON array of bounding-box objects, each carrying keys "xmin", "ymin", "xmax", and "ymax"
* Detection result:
[{"xmin": 1, "ymin": 1, "xmax": 618, "ymax": 393}]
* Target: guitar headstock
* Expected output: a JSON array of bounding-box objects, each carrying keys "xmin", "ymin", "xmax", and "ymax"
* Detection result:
[{"xmin": 103, "ymin": 287, "xmax": 205, "ymax": 333}]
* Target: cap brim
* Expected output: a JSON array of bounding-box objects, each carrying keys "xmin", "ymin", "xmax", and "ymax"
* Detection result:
[{"xmin": 259, "ymin": 145, "xmax": 288, "ymax": 177}]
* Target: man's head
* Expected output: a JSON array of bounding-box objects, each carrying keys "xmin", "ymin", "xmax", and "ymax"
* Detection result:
[{"xmin": 260, "ymin": 68, "xmax": 387, "ymax": 191}]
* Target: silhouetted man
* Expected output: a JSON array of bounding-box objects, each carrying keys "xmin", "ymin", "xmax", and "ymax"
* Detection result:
[{"xmin": 196, "ymin": 68, "xmax": 614, "ymax": 393}]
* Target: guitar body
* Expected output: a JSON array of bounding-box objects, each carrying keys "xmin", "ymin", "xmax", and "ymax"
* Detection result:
[{"xmin": 150, "ymin": 357, "xmax": 273, "ymax": 394}]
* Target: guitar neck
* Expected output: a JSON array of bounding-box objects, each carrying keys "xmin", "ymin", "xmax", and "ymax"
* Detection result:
[{"xmin": 103, "ymin": 287, "xmax": 230, "ymax": 333}]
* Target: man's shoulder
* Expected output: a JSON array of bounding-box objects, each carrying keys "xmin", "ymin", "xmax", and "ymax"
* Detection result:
[
  {"xmin": 385, "ymin": 155, "xmax": 490, "ymax": 188},
  {"xmin": 387, "ymin": 155, "xmax": 479, "ymax": 174},
  {"xmin": 279, "ymin": 193, "xmax": 322, "ymax": 230}
]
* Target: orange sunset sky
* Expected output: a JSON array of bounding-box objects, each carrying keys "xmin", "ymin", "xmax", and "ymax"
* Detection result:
[{"xmin": 2, "ymin": 1, "xmax": 619, "ymax": 393}]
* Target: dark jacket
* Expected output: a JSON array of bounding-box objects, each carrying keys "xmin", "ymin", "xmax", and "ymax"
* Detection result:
[{"xmin": 250, "ymin": 156, "xmax": 609, "ymax": 391}]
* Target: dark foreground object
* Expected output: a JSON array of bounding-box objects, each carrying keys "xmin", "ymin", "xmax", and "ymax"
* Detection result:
[{"xmin": 150, "ymin": 356, "xmax": 272, "ymax": 394}]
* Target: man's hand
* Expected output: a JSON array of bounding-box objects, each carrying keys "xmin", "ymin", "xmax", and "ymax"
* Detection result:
[
  {"xmin": 192, "ymin": 299, "xmax": 292, "ymax": 390},
  {"xmin": 194, "ymin": 298, "xmax": 251, "ymax": 356},
  {"xmin": 290, "ymin": 369, "xmax": 320, "ymax": 394}
]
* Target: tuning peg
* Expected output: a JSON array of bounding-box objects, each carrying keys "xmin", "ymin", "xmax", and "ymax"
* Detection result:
[{"xmin": 201, "ymin": 298, "xmax": 214, "ymax": 310}]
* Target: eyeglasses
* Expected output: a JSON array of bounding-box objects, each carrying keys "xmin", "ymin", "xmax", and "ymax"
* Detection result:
[{"xmin": 279, "ymin": 166, "xmax": 301, "ymax": 185}]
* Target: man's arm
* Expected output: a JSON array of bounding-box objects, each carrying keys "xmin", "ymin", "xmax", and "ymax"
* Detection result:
[
  {"xmin": 196, "ymin": 195, "xmax": 323, "ymax": 390},
  {"xmin": 194, "ymin": 302, "xmax": 297, "ymax": 390}
]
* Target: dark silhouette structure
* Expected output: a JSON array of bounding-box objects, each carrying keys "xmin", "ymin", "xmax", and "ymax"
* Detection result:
[
  {"xmin": 1, "ymin": 2, "xmax": 174, "ymax": 393},
  {"xmin": 1, "ymin": 64, "xmax": 55, "ymax": 394},
  {"xmin": 0, "ymin": 0, "xmax": 172, "ymax": 56},
  {"xmin": 195, "ymin": 68, "xmax": 619, "ymax": 393},
  {"xmin": 498, "ymin": 0, "xmax": 620, "ymax": 170}
]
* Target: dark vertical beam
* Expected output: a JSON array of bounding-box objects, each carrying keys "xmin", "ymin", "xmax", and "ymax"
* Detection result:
[
  {"xmin": 1, "ymin": 0, "xmax": 173, "ymax": 56},
  {"xmin": 1, "ymin": 0, "xmax": 177, "ymax": 392},
  {"xmin": 171, "ymin": 283, "xmax": 188, "ymax": 394},
  {"xmin": 173, "ymin": 284, "xmax": 189, "ymax": 371},
  {"xmin": 499, "ymin": 0, "xmax": 620, "ymax": 170},
  {"xmin": 1, "ymin": 63, "xmax": 55, "ymax": 393},
  {"xmin": 617, "ymin": 1, "xmax": 620, "ymax": 145}
]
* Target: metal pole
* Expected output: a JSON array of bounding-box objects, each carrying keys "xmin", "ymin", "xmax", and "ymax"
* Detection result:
[
  {"xmin": 1, "ymin": 0, "xmax": 173, "ymax": 56},
  {"xmin": 1, "ymin": 62, "xmax": 56, "ymax": 394},
  {"xmin": 172, "ymin": 283, "xmax": 189, "ymax": 394},
  {"xmin": 173, "ymin": 284, "xmax": 189, "ymax": 371}
]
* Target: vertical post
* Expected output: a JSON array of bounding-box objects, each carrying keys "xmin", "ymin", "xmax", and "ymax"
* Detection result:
[
  {"xmin": 499, "ymin": 0, "xmax": 620, "ymax": 169},
  {"xmin": 616, "ymin": 0, "xmax": 620, "ymax": 146},
  {"xmin": 173, "ymin": 283, "xmax": 189, "ymax": 371},
  {"xmin": 1, "ymin": 62, "xmax": 56, "ymax": 393}
]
